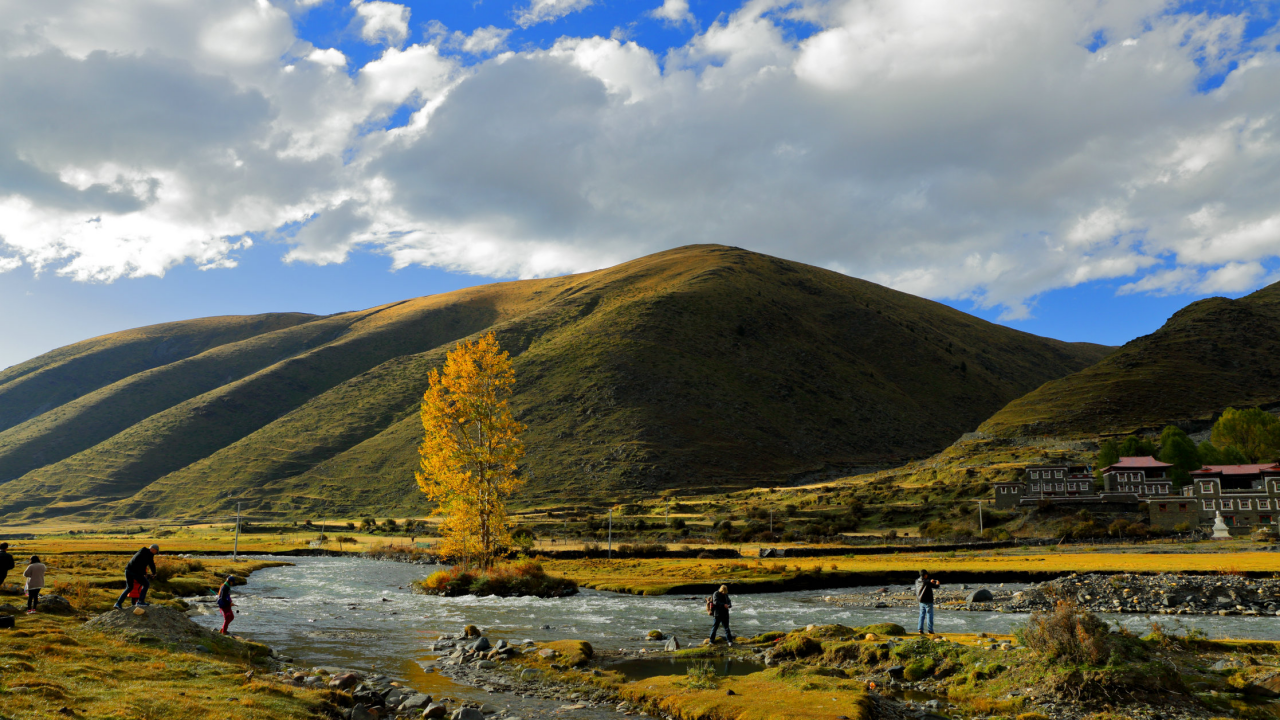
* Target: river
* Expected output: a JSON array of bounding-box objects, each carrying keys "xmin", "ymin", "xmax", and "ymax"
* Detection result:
[{"xmin": 186, "ymin": 556, "xmax": 1280, "ymax": 680}]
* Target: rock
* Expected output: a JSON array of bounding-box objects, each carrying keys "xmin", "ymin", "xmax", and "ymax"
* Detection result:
[
  {"xmin": 480, "ymin": 704, "xmax": 499, "ymax": 714},
  {"xmin": 402, "ymin": 694, "xmax": 433, "ymax": 710},
  {"xmin": 330, "ymin": 673, "xmax": 360, "ymax": 690},
  {"xmin": 494, "ymin": 639, "xmax": 509, "ymax": 651},
  {"xmin": 424, "ymin": 704, "xmax": 449, "ymax": 719},
  {"xmin": 0, "ymin": 603, "xmax": 20, "ymax": 615},
  {"xmin": 452, "ymin": 708, "xmax": 484, "ymax": 720},
  {"xmin": 351, "ymin": 704, "xmax": 377, "ymax": 720},
  {"xmin": 725, "ymin": 689, "xmax": 736, "ymax": 696},
  {"xmin": 887, "ymin": 665, "xmax": 905, "ymax": 680},
  {"xmin": 647, "ymin": 630, "xmax": 665, "ymax": 641},
  {"xmin": 1211, "ymin": 659, "xmax": 1242, "ymax": 671},
  {"xmin": 463, "ymin": 625, "xmax": 481, "ymax": 638},
  {"xmin": 469, "ymin": 637, "xmax": 492, "ymax": 652},
  {"xmin": 34, "ymin": 594, "xmax": 73, "ymax": 613},
  {"xmin": 664, "ymin": 637, "xmax": 681, "ymax": 652},
  {"xmin": 538, "ymin": 649, "xmax": 560, "ymax": 659},
  {"xmin": 133, "ymin": 607, "xmax": 147, "ymax": 616},
  {"xmin": 864, "ymin": 633, "xmax": 878, "ymax": 641},
  {"xmin": 966, "ymin": 589, "xmax": 994, "ymax": 603},
  {"xmin": 476, "ymin": 660, "xmax": 497, "ymax": 669}
]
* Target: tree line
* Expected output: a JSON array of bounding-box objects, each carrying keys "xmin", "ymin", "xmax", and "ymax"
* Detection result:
[{"xmin": 1096, "ymin": 407, "xmax": 1280, "ymax": 486}]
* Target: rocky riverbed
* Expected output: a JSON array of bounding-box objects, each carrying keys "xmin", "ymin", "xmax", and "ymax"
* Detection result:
[{"xmin": 825, "ymin": 573, "xmax": 1280, "ymax": 617}]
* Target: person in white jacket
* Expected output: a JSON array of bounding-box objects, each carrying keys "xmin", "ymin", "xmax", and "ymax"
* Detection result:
[{"xmin": 23, "ymin": 556, "xmax": 46, "ymax": 614}]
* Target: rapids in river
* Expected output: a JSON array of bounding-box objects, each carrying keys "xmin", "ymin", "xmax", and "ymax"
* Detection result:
[{"xmin": 186, "ymin": 556, "xmax": 1280, "ymax": 679}]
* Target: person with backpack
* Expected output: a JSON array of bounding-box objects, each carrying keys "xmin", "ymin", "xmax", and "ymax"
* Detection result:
[
  {"xmin": 113, "ymin": 544, "xmax": 159, "ymax": 610},
  {"xmin": 707, "ymin": 584, "xmax": 733, "ymax": 646},
  {"xmin": 23, "ymin": 556, "xmax": 46, "ymax": 613},
  {"xmin": 0, "ymin": 542, "xmax": 14, "ymax": 590},
  {"xmin": 915, "ymin": 569, "xmax": 940, "ymax": 635},
  {"xmin": 216, "ymin": 575, "xmax": 236, "ymax": 635}
]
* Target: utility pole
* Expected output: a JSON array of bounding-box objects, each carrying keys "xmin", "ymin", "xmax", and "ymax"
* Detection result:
[
  {"xmin": 233, "ymin": 502, "xmax": 242, "ymax": 561},
  {"xmin": 770, "ymin": 510, "xmax": 774, "ymax": 535},
  {"xmin": 976, "ymin": 499, "xmax": 984, "ymax": 534},
  {"xmin": 607, "ymin": 509, "xmax": 613, "ymax": 559}
]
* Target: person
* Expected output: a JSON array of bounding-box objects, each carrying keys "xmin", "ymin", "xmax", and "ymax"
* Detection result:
[
  {"xmin": 0, "ymin": 542, "xmax": 13, "ymax": 590},
  {"xmin": 915, "ymin": 569, "xmax": 940, "ymax": 635},
  {"xmin": 23, "ymin": 555, "xmax": 46, "ymax": 614},
  {"xmin": 113, "ymin": 544, "xmax": 159, "ymax": 610},
  {"xmin": 216, "ymin": 575, "xmax": 236, "ymax": 635},
  {"xmin": 708, "ymin": 584, "xmax": 733, "ymax": 646}
]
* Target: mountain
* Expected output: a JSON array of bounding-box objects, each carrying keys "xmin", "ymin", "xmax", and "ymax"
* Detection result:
[
  {"xmin": 0, "ymin": 245, "xmax": 1110, "ymax": 523},
  {"xmin": 979, "ymin": 282, "xmax": 1280, "ymax": 438}
]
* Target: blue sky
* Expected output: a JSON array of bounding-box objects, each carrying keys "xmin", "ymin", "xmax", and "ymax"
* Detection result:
[{"xmin": 1, "ymin": 0, "xmax": 1279, "ymax": 368}]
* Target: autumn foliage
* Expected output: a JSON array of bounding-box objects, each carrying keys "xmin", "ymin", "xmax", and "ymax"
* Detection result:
[{"xmin": 416, "ymin": 332, "xmax": 526, "ymax": 568}]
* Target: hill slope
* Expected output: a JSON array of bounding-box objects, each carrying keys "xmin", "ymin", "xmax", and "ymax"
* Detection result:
[
  {"xmin": 979, "ymin": 282, "xmax": 1280, "ymax": 438},
  {"xmin": 0, "ymin": 245, "xmax": 1110, "ymax": 522}
]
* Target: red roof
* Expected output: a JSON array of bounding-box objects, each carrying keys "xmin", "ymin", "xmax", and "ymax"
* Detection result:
[
  {"xmin": 1100, "ymin": 456, "xmax": 1171, "ymax": 473},
  {"xmin": 1191, "ymin": 464, "xmax": 1280, "ymax": 476}
]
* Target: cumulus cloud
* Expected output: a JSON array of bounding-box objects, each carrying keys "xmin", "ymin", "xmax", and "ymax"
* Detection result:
[
  {"xmin": 514, "ymin": 0, "xmax": 594, "ymax": 28},
  {"xmin": 351, "ymin": 0, "xmax": 410, "ymax": 46},
  {"xmin": 649, "ymin": 0, "xmax": 694, "ymax": 26},
  {"xmin": 2, "ymin": 0, "xmax": 1280, "ymax": 316}
]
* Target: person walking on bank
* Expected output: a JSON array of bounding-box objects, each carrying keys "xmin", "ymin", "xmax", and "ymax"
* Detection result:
[
  {"xmin": 708, "ymin": 584, "xmax": 733, "ymax": 646},
  {"xmin": 216, "ymin": 575, "xmax": 236, "ymax": 635},
  {"xmin": 915, "ymin": 569, "xmax": 940, "ymax": 635},
  {"xmin": 113, "ymin": 544, "xmax": 159, "ymax": 610},
  {"xmin": 0, "ymin": 542, "xmax": 14, "ymax": 590},
  {"xmin": 23, "ymin": 555, "xmax": 46, "ymax": 614}
]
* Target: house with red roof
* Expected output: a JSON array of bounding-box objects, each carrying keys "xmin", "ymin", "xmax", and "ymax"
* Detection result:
[{"xmin": 1150, "ymin": 463, "xmax": 1280, "ymax": 532}]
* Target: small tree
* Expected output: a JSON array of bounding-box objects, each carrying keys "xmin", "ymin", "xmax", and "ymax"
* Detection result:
[
  {"xmin": 416, "ymin": 332, "xmax": 526, "ymax": 569},
  {"xmin": 1197, "ymin": 440, "xmax": 1224, "ymax": 465},
  {"xmin": 1094, "ymin": 439, "xmax": 1120, "ymax": 479},
  {"xmin": 1159, "ymin": 425, "xmax": 1201, "ymax": 487},
  {"xmin": 1211, "ymin": 407, "xmax": 1280, "ymax": 463},
  {"xmin": 1118, "ymin": 435, "xmax": 1157, "ymax": 457}
]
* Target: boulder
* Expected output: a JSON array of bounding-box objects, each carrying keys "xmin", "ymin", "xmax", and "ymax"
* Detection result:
[
  {"xmin": 452, "ymin": 707, "xmax": 484, "ymax": 720},
  {"xmin": 467, "ymin": 637, "xmax": 491, "ymax": 652},
  {"xmin": 664, "ymin": 637, "xmax": 681, "ymax": 652},
  {"xmin": 351, "ymin": 704, "xmax": 377, "ymax": 720},
  {"xmin": 476, "ymin": 660, "xmax": 497, "ymax": 669},
  {"xmin": 423, "ymin": 703, "xmax": 449, "ymax": 719},
  {"xmin": 647, "ymin": 630, "xmax": 665, "ymax": 641},
  {"xmin": 402, "ymin": 694, "xmax": 433, "ymax": 710},
  {"xmin": 0, "ymin": 603, "xmax": 20, "ymax": 615},
  {"xmin": 966, "ymin": 589, "xmax": 994, "ymax": 603},
  {"xmin": 463, "ymin": 625, "xmax": 481, "ymax": 638},
  {"xmin": 36, "ymin": 594, "xmax": 73, "ymax": 613},
  {"xmin": 329, "ymin": 673, "xmax": 360, "ymax": 690},
  {"xmin": 887, "ymin": 665, "xmax": 905, "ymax": 680}
]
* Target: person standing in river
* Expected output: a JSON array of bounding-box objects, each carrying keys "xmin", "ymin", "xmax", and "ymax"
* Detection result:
[
  {"xmin": 23, "ymin": 555, "xmax": 46, "ymax": 613},
  {"xmin": 915, "ymin": 569, "xmax": 940, "ymax": 635},
  {"xmin": 708, "ymin": 584, "xmax": 733, "ymax": 646},
  {"xmin": 216, "ymin": 575, "xmax": 236, "ymax": 635},
  {"xmin": 0, "ymin": 542, "xmax": 13, "ymax": 591},
  {"xmin": 113, "ymin": 544, "xmax": 159, "ymax": 610}
]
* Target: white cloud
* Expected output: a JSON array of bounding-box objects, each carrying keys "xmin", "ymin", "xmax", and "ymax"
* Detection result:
[
  {"xmin": 351, "ymin": 0, "xmax": 410, "ymax": 46},
  {"xmin": 2, "ymin": 0, "xmax": 1280, "ymax": 316},
  {"xmin": 514, "ymin": 0, "xmax": 594, "ymax": 28},
  {"xmin": 649, "ymin": 0, "xmax": 694, "ymax": 26}
]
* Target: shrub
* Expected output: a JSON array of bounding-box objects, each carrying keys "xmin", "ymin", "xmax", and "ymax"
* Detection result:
[
  {"xmin": 418, "ymin": 560, "xmax": 577, "ymax": 598},
  {"xmin": 1016, "ymin": 602, "xmax": 1114, "ymax": 665},
  {"xmin": 903, "ymin": 656, "xmax": 937, "ymax": 681},
  {"xmin": 772, "ymin": 634, "xmax": 822, "ymax": 659},
  {"xmin": 153, "ymin": 558, "xmax": 204, "ymax": 583}
]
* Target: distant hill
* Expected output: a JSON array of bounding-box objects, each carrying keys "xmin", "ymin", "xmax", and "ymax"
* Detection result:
[
  {"xmin": 0, "ymin": 245, "xmax": 1110, "ymax": 523},
  {"xmin": 979, "ymin": 283, "xmax": 1280, "ymax": 438}
]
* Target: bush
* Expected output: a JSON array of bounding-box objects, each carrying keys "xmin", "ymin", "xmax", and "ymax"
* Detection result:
[
  {"xmin": 417, "ymin": 560, "xmax": 577, "ymax": 598},
  {"xmin": 772, "ymin": 634, "xmax": 822, "ymax": 659},
  {"xmin": 153, "ymin": 558, "xmax": 205, "ymax": 583},
  {"xmin": 1016, "ymin": 602, "xmax": 1114, "ymax": 665},
  {"xmin": 903, "ymin": 656, "xmax": 937, "ymax": 681}
]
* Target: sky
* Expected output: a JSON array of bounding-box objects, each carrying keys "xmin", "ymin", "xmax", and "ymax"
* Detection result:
[{"xmin": 2, "ymin": 0, "xmax": 1280, "ymax": 369}]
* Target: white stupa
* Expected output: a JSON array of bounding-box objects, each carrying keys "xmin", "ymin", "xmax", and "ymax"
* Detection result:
[{"xmin": 1211, "ymin": 511, "xmax": 1231, "ymax": 540}]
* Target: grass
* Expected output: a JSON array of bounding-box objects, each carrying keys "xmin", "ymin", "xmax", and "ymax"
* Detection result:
[
  {"xmin": 415, "ymin": 559, "xmax": 578, "ymax": 597},
  {"xmin": 621, "ymin": 666, "xmax": 876, "ymax": 720},
  {"xmin": 0, "ymin": 553, "xmax": 328, "ymax": 720},
  {"xmin": 0, "ymin": 245, "xmax": 1109, "ymax": 524}
]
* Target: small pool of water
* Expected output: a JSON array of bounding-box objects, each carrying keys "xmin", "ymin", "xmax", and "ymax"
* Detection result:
[{"xmin": 606, "ymin": 657, "xmax": 764, "ymax": 681}]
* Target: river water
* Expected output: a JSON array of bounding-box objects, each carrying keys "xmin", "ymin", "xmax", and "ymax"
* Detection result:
[{"xmin": 186, "ymin": 556, "xmax": 1280, "ymax": 680}]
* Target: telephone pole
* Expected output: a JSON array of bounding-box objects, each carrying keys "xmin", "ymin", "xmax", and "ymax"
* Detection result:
[
  {"xmin": 607, "ymin": 509, "xmax": 613, "ymax": 559},
  {"xmin": 976, "ymin": 499, "xmax": 984, "ymax": 534},
  {"xmin": 233, "ymin": 502, "xmax": 242, "ymax": 561}
]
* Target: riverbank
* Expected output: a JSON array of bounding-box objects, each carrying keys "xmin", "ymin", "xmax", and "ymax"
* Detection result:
[
  {"xmin": 540, "ymin": 549, "xmax": 1280, "ymax": 595},
  {"xmin": 0, "ymin": 555, "xmax": 331, "ymax": 720}
]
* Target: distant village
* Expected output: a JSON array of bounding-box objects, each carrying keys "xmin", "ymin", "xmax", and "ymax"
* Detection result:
[{"xmin": 994, "ymin": 457, "xmax": 1280, "ymax": 533}]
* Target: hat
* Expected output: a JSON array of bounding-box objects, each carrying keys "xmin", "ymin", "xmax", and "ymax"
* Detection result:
[{"xmin": 149, "ymin": 544, "xmax": 160, "ymax": 551}]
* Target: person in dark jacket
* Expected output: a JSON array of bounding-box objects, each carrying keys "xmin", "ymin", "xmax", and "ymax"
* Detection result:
[
  {"xmin": 0, "ymin": 542, "xmax": 13, "ymax": 589},
  {"xmin": 113, "ymin": 544, "xmax": 159, "ymax": 610},
  {"xmin": 708, "ymin": 584, "xmax": 733, "ymax": 646},
  {"xmin": 216, "ymin": 575, "xmax": 236, "ymax": 635},
  {"xmin": 915, "ymin": 569, "xmax": 940, "ymax": 635}
]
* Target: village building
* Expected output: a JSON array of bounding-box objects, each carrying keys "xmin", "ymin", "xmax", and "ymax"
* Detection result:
[
  {"xmin": 1097, "ymin": 456, "xmax": 1174, "ymax": 498},
  {"xmin": 993, "ymin": 463, "xmax": 1096, "ymax": 508},
  {"xmin": 1150, "ymin": 464, "xmax": 1280, "ymax": 531}
]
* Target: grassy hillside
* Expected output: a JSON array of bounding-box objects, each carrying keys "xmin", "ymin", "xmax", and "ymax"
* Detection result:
[
  {"xmin": 979, "ymin": 283, "xmax": 1280, "ymax": 438},
  {"xmin": 0, "ymin": 245, "xmax": 1109, "ymax": 522}
]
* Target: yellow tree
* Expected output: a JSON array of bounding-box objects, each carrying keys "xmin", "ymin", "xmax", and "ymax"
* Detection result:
[{"xmin": 416, "ymin": 332, "xmax": 526, "ymax": 568}]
